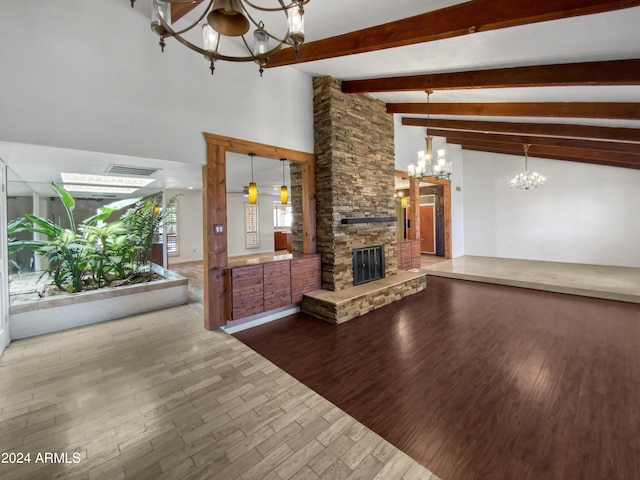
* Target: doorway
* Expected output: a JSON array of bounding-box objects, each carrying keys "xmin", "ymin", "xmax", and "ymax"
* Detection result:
[
  {"xmin": 419, "ymin": 204, "xmax": 435, "ymax": 254},
  {"xmin": 0, "ymin": 160, "xmax": 8, "ymax": 355}
]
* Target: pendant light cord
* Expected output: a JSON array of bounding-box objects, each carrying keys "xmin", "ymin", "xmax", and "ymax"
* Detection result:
[{"xmin": 426, "ymin": 90, "xmax": 432, "ymax": 137}]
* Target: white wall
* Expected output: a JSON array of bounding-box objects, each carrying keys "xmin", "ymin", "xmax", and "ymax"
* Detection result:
[
  {"xmin": 227, "ymin": 193, "xmax": 278, "ymax": 257},
  {"xmin": 463, "ymin": 150, "xmax": 640, "ymax": 267},
  {"xmin": 0, "ymin": 1, "xmax": 314, "ymax": 165},
  {"xmin": 393, "ymin": 115, "xmax": 464, "ymax": 257},
  {"xmin": 166, "ymin": 189, "xmax": 203, "ymax": 264}
]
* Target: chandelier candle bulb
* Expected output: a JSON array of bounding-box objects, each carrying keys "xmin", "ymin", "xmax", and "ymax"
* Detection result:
[
  {"xmin": 202, "ymin": 24, "xmax": 219, "ymax": 52},
  {"xmin": 287, "ymin": 2, "xmax": 305, "ymax": 45},
  {"xmin": 150, "ymin": 0, "xmax": 171, "ymax": 36},
  {"xmin": 254, "ymin": 25, "xmax": 269, "ymax": 55}
]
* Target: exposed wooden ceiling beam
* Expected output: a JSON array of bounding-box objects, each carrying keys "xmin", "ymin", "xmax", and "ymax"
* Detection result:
[
  {"xmin": 265, "ymin": 0, "xmax": 640, "ymax": 67},
  {"xmin": 387, "ymin": 102, "xmax": 640, "ymax": 119},
  {"xmin": 171, "ymin": 1, "xmax": 204, "ymax": 23},
  {"xmin": 401, "ymin": 118, "xmax": 640, "ymax": 143},
  {"xmin": 459, "ymin": 141, "xmax": 640, "ymax": 166},
  {"xmin": 461, "ymin": 144, "xmax": 640, "ymax": 170},
  {"xmin": 342, "ymin": 59, "xmax": 640, "ymax": 93},
  {"xmin": 430, "ymin": 129, "xmax": 640, "ymax": 155}
]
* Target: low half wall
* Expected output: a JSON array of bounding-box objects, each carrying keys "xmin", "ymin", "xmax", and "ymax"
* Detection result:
[{"xmin": 10, "ymin": 269, "xmax": 188, "ymax": 339}]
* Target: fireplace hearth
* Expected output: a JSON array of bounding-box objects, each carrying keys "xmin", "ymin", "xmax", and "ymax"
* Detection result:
[{"xmin": 353, "ymin": 245, "xmax": 385, "ymax": 286}]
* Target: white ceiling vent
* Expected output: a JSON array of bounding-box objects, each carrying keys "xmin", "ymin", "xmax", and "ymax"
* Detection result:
[{"xmin": 106, "ymin": 164, "xmax": 161, "ymax": 177}]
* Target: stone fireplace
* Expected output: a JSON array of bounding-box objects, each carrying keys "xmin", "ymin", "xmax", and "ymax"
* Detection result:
[
  {"xmin": 291, "ymin": 76, "xmax": 426, "ymax": 323},
  {"xmin": 311, "ymin": 76, "xmax": 397, "ymax": 291}
]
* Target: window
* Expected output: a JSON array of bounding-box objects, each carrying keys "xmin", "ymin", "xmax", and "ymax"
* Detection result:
[
  {"xmin": 245, "ymin": 202, "xmax": 260, "ymax": 249},
  {"xmin": 158, "ymin": 200, "xmax": 178, "ymax": 256},
  {"xmin": 273, "ymin": 203, "xmax": 292, "ymax": 228},
  {"xmin": 164, "ymin": 203, "xmax": 178, "ymax": 255}
]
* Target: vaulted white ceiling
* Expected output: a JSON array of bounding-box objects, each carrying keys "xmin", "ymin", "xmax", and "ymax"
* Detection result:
[{"xmin": 3, "ymin": 1, "xmax": 639, "ymax": 196}]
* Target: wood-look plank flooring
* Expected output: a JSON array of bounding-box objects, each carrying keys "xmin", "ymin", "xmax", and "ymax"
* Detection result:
[
  {"xmin": 234, "ymin": 276, "xmax": 640, "ymax": 480},
  {"xmin": 0, "ymin": 306, "xmax": 438, "ymax": 480},
  {"xmin": 169, "ymin": 262, "xmax": 204, "ymax": 315}
]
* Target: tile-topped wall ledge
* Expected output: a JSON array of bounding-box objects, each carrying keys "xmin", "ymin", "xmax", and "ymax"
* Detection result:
[{"xmin": 9, "ymin": 268, "xmax": 187, "ymax": 339}]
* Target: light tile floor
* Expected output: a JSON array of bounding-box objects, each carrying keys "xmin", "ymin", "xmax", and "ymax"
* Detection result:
[
  {"xmin": 0, "ymin": 305, "xmax": 439, "ymax": 480},
  {"xmin": 424, "ymin": 255, "xmax": 640, "ymax": 303}
]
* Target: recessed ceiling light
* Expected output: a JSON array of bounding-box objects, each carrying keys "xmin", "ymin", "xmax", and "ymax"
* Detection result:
[
  {"xmin": 63, "ymin": 184, "xmax": 138, "ymax": 194},
  {"xmin": 188, "ymin": 186, "xmax": 194, "ymax": 190},
  {"xmin": 60, "ymin": 172, "xmax": 156, "ymax": 187}
]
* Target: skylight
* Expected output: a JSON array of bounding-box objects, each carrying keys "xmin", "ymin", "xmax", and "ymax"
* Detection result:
[
  {"xmin": 63, "ymin": 185, "xmax": 138, "ymax": 194},
  {"xmin": 60, "ymin": 172, "xmax": 156, "ymax": 187}
]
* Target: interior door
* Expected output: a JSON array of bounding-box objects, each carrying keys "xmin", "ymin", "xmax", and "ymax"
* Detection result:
[
  {"xmin": 419, "ymin": 205, "xmax": 435, "ymax": 254},
  {"xmin": 0, "ymin": 161, "xmax": 8, "ymax": 355}
]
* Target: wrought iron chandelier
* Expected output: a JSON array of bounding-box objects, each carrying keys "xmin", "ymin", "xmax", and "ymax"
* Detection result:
[
  {"xmin": 407, "ymin": 91, "xmax": 452, "ymax": 180},
  {"xmin": 510, "ymin": 144, "xmax": 546, "ymax": 190},
  {"xmin": 131, "ymin": 0, "xmax": 309, "ymax": 76}
]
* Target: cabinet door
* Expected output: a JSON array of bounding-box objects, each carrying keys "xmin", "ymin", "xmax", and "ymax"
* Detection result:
[
  {"xmin": 291, "ymin": 255, "xmax": 321, "ymax": 303},
  {"xmin": 263, "ymin": 261, "xmax": 292, "ymax": 311},
  {"xmin": 232, "ymin": 265, "xmax": 264, "ymax": 319}
]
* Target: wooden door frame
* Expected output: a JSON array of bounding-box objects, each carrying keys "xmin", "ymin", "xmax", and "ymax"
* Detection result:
[
  {"xmin": 394, "ymin": 170, "xmax": 452, "ymax": 259},
  {"xmin": 202, "ymin": 133, "xmax": 316, "ymax": 330}
]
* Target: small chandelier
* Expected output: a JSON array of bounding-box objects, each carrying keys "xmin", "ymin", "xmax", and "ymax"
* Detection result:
[
  {"xmin": 133, "ymin": 0, "xmax": 309, "ymax": 77},
  {"xmin": 510, "ymin": 144, "xmax": 546, "ymax": 190},
  {"xmin": 407, "ymin": 90, "xmax": 452, "ymax": 181},
  {"xmin": 248, "ymin": 153, "xmax": 258, "ymax": 204},
  {"xmin": 279, "ymin": 158, "xmax": 289, "ymax": 205}
]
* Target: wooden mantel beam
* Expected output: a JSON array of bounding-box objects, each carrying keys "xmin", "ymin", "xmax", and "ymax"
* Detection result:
[
  {"xmin": 342, "ymin": 59, "xmax": 640, "ymax": 93},
  {"xmin": 401, "ymin": 118, "xmax": 640, "ymax": 143},
  {"xmin": 387, "ymin": 102, "xmax": 640, "ymax": 120},
  {"xmin": 430, "ymin": 129, "xmax": 640, "ymax": 155},
  {"xmin": 265, "ymin": 0, "xmax": 640, "ymax": 67}
]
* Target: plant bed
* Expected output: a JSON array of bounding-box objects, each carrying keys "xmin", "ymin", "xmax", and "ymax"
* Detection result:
[
  {"xmin": 7, "ymin": 183, "xmax": 188, "ymax": 339},
  {"xmin": 9, "ymin": 265, "xmax": 187, "ymax": 339}
]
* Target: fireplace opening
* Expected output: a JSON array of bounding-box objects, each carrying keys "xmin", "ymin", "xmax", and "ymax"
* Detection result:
[{"xmin": 353, "ymin": 245, "xmax": 385, "ymax": 286}]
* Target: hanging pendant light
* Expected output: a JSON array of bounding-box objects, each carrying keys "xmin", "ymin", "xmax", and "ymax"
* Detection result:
[
  {"xmin": 407, "ymin": 90, "xmax": 452, "ymax": 180},
  {"xmin": 279, "ymin": 158, "xmax": 289, "ymax": 205},
  {"xmin": 248, "ymin": 153, "xmax": 258, "ymax": 204},
  {"xmin": 510, "ymin": 144, "xmax": 546, "ymax": 190}
]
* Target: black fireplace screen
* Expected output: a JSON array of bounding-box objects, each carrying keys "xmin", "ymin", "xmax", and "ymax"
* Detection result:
[{"xmin": 353, "ymin": 245, "xmax": 385, "ymax": 286}]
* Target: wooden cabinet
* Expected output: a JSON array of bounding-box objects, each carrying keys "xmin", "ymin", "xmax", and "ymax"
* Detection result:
[
  {"xmin": 263, "ymin": 261, "xmax": 292, "ymax": 311},
  {"xmin": 397, "ymin": 240, "xmax": 421, "ymax": 270},
  {"xmin": 229, "ymin": 254, "xmax": 320, "ymax": 320},
  {"xmin": 274, "ymin": 231, "xmax": 292, "ymax": 252},
  {"xmin": 231, "ymin": 265, "xmax": 264, "ymax": 319},
  {"xmin": 291, "ymin": 255, "xmax": 321, "ymax": 303}
]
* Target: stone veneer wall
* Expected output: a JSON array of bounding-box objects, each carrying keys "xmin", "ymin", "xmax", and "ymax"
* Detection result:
[
  {"xmin": 313, "ymin": 76, "xmax": 397, "ymax": 291},
  {"xmin": 290, "ymin": 162, "xmax": 304, "ymax": 254}
]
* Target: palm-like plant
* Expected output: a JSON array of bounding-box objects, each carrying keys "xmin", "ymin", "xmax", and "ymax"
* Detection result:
[{"xmin": 9, "ymin": 183, "xmax": 141, "ymax": 293}]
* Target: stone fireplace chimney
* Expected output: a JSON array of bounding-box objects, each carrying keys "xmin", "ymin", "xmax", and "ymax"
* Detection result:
[{"xmin": 308, "ymin": 76, "xmax": 398, "ymax": 291}]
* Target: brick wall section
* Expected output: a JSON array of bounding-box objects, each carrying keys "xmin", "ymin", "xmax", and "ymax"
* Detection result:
[{"xmin": 313, "ymin": 76, "xmax": 397, "ymax": 291}]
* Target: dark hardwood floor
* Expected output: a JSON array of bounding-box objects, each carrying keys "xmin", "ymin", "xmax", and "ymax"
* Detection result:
[{"xmin": 234, "ymin": 276, "xmax": 640, "ymax": 480}]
